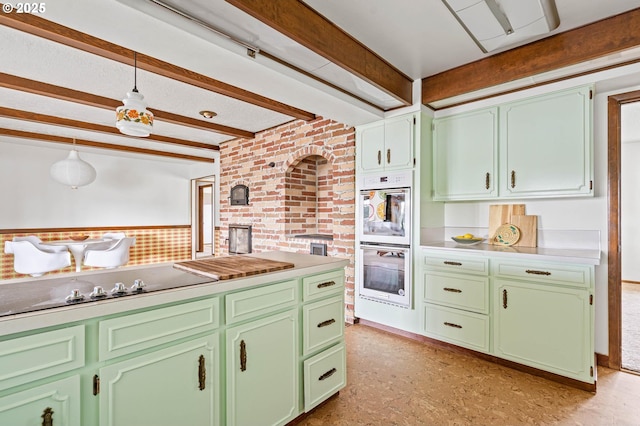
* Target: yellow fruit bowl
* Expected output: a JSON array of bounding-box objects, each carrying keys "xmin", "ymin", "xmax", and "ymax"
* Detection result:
[{"xmin": 451, "ymin": 236, "xmax": 484, "ymax": 245}]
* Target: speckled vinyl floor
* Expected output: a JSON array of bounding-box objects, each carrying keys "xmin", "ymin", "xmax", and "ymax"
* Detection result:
[{"xmin": 299, "ymin": 324, "xmax": 640, "ymax": 426}]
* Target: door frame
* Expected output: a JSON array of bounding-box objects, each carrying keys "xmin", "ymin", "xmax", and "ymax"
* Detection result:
[
  {"xmin": 197, "ymin": 184, "xmax": 213, "ymax": 252},
  {"xmin": 607, "ymin": 89, "xmax": 640, "ymax": 369}
]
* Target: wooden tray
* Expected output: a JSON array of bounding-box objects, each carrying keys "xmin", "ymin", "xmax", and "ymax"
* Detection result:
[{"xmin": 173, "ymin": 255, "xmax": 295, "ymax": 280}]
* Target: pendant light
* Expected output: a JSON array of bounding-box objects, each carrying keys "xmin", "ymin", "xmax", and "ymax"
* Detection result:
[
  {"xmin": 116, "ymin": 52, "xmax": 154, "ymax": 137},
  {"xmin": 50, "ymin": 139, "xmax": 97, "ymax": 189}
]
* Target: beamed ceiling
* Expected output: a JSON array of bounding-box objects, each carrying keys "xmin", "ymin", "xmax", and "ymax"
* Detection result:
[{"xmin": 1, "ymin": 0, "xmax": 640, "ymax": 162}]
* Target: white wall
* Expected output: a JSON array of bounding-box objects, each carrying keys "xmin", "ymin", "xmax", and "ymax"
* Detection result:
[
  {"xmin": 622, "ymin": 138, "xmax": 640, "ymax": 282},
  {"xmin": 0, "ymin": 141, "xmax": 217, "ymax": 228},
  {"xmin": 433, "ymin": 65, "xmax": 640, "ymax": 355}
]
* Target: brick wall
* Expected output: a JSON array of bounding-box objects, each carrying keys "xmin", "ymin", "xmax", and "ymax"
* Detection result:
[{"xmin": 219, "ymin": 117, "xmax": 357, "ymax": 322}]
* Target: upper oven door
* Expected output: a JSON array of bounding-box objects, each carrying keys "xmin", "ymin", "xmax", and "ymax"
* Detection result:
[{"xmin": 359, "ymin": 187, "xmax": 411, "ymax": 245}]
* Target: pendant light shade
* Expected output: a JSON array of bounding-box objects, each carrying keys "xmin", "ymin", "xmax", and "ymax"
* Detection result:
[
  {"xmin": 116, "ymin": 52, "xmax": 154, "ymax": 137},
  {"xmin": 50, "ymin": 149, "xmax": 96, "ymax": 189}
]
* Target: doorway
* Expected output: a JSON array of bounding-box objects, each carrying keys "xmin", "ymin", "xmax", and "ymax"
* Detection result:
[
  {"xmin": 192, "ymin": 176, "xmax": 215, "ymax": 259},
  {"xmin": 608, "ymin": 90, "xmax": 640, "ymax": 371}
]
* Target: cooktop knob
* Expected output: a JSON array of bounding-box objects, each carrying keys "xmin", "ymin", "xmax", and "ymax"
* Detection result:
[
  {"xmin": 90, "ymin": 286, "xmax": 107, "ymax": 299},
  {"xmin": 65, "ymin": 289, "xmax": 85, "ymax": 303},
  {"xmin": 111, "ymin": 282, "xmax": 128, "ymax": 295},
  {"xmin": 131, "ymin": 279, "xmax": 146, "ymax": 292}
]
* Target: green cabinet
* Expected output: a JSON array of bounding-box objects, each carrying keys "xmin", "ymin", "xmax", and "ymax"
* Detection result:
[
  {"xmin": 500, "ymin": 86, "xmax": 593, "ymax": 198},
  {"xmin": 432, "ymin": 85, "xmax": 593, "ymax": 201},
  {"xmin": 99, "ymin": 335, "xmax": 219, "ymax": 426},
  {"xmin": 226, "ymin": 310, "xmax": 299, "ymax": 426},
  {"xmin": 0, "ymin": 376, "xmax": 80, "ymax": 426},
  {"xmin": 433, "ymin": 107, "xmax": 498, "ymax": 200},
  {"xmin": 357, "ymin": 113, "xmax": 415, "ymax": 172}
]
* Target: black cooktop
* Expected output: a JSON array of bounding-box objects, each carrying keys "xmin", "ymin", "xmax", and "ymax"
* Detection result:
[{"xmin": 0, "ymin": 265, "xmax": 215, "ymax": 318}]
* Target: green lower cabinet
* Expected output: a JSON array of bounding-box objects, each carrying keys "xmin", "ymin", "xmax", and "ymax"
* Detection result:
[
  {"xmin": 493, "ymin": 279, "xmax": 593, "ymax": 382},
  {"xmin": 99, "ymin": 334, "xmax": 220, "ymax": 426},
  {"xmin": 226, "ymin": 309, "xmax": 299, "ymax": 426},
  {"xmin": 0, "ymin": 376, "xmax": 80, "ymax": 426}
]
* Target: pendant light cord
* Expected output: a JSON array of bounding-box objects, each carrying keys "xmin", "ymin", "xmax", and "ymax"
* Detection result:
[{"xmin": 133, "ymin": 51, "xmax": 138, "ymax": 93}]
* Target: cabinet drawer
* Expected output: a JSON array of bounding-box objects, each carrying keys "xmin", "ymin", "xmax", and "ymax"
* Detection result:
[
  {"xmin": 302, "ymin": 270, "xmax": 345, "ymax": 302},
  {"xmin": 303, "ymin": 296, "xmax": 344, "ymax": 355},
  {"xmin": 423, "ymin": 304, "xmax": 489, "ymax": 353},
  {"xmin": 226, "ymin": 280, "xmax": 297, "ymax": 324},
  {"xmin": 492, "ymin": 260, "xmax": 593, "ymax": 288},
  {"xmin": 99, "ymin": 298, "xmax": 219, "ymax": 361},
  {"xmin": 423, "ymin": 254, "xmax": 489, "ymax": 275},
  {"xmin": 304, "ymin": 343, "xmax": 346, "ymax": 412},
  {"xmin": 0, "ymin": 325, "xmax": 84, "ymax": 391},
  {"xmin": 424, "ymin": 272, "xmax": 489, "ymax": 314}
]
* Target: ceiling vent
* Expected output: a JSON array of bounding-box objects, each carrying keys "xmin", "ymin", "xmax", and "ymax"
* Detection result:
[{"xmin": 442, "ymin": 0, "xmax": 560, "ymax": 53}]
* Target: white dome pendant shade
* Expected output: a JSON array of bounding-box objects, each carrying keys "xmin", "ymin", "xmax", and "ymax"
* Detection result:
[
  {"xmin": 50, "ymin": 149, "xmax": 97, "ymax": 189},
  {"xmin": 116, "ymin": 51, "xmax": 153, "ymax": 137}
]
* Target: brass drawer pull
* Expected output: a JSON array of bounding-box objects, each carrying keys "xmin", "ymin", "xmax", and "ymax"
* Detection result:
[
  {"xmin": 503, "ymin": 289, "xmax": 508, "ymax": 309},
  {"xmin": 93, "ymin": 374, "xmax": 100, "ymax": 396},
  {"xmin": 485, "ymin": 172, "xmax": 490, "ymax": 190},
  {"xmin": 198, "ymin": 354, "xmax": 206, "ymax": 391},
  {"xmin": 317, "ymin": 318, "xmax": 336, "ymax": 328},
  {"xmin": 240, "ymin": 340, "xmax": 247, "ymax": 372},
  {"xmin": 387, "ymin": 148, "xmax": 391, "ymax": 164},
  {"xmin": 444, "ymin": 322, "xmax": 462, "ymax": 329},
  {"xmin": 525, "ymin": 269, "xmax": 551, "ymax": 276},
  {"xmin": 377, "ymin": 150, "xmax": 381, "ymax": 165},
  {"xmin": 443, "ymin": 287, "xmax": 462, "ymax": 293},
  {"xmin": 317, "ymin": 280, "xmax": 336, "ymax": 289},
  {"xmin": 319, "ymin": 367, "xmax": 337, "ymax": 381},
  {"xmin": 443, "ymin": 261, "xmax": 462, "ymax": 266},
  {"xmin": 42, "ymin": 407, "xmax": 54, "ymax": 426},
  {"xmin": 511, "ymin": 170, "xmax": 516, "ymax": 188}
]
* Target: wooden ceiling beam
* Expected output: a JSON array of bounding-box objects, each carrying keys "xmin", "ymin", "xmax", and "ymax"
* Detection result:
[
  {"xmin": 0, "ymin": 9, "xmax": 316, "ymax": 121},
  {"xmin": 0, "ymin": 72, "xmax": 254, "ymax": 139},
  {"xmin": 0, "ymin": 106, "xmax": 220, "ymax": 151},
  {"xmin": 422, "ymin": 8, "xmax": 640, "ymax": 106},
  {"xmin": 226, "ymin": 0, "xmax": 413, "ymax": 106},
  {"xmin": 0, "ymin": 128, "xmax": 215, "ymax": 163}
]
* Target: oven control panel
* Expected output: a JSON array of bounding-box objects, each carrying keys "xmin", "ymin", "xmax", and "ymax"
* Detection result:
[{"xmin": 361, "ymin": 170, "xmax": 412, "ymax": 189}]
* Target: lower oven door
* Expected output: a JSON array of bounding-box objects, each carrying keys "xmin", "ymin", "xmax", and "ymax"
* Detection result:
[{"xmin": 359, "ymin": 244, "xmax": 411, "ymax": 308}]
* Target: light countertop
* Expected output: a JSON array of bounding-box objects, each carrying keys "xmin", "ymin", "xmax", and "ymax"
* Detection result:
[
  {"xmin": 0, "ymin": 251, "xmax": 349, "ymax": 337},
  {"xmin": 421, "ymin": 241, "xmax": 601, "ymax": 265}
]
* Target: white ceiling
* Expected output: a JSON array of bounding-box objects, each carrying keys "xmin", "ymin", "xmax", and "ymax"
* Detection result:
[{"xmin": 1, "ymin": 0, "xmax": 640, "ymax": 162}]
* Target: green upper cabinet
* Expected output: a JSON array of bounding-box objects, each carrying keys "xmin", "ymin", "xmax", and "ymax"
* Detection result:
[
  {"xmin": 433, "ymin": 107, "xmax": 498, "ymax": 200},
  {"xmin": 500, "ymin": 86, "xmax": 593, "ymax": 198},
  {"xmin": 357, "ymin": 113, "xmax": 415, "ymax": 172},
  {"xmin": 432, "ymin": 85, "xmax": 593, "ymax": 201}
]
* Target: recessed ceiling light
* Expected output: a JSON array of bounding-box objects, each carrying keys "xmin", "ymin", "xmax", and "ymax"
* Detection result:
[{"xmin": 199, "ymin": 110, "xmax": 217, "ymax": 119}]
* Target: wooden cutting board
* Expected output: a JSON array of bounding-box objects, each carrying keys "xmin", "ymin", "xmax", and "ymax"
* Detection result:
[
  {"xmin": 173, "ymin": 255, "xmax": 295, "ymax": 280},
  {"xmin": 511, "ymin": 215, "xmax": 538, "ymax": 247},
  {"xmin": 489, "ymin": 204, "xmax": 526, "ymax": 245}
]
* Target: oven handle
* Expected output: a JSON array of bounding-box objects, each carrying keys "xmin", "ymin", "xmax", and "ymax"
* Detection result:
[{"xmin": 360, "ymin": 243, "xmax": 410, "ymax": 252}]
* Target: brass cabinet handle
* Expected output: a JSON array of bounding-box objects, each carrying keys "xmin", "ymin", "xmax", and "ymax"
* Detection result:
[
  {"xmin": 511, "ymin": 170, "xmax": 516, "ymax": 188},
  {"xmin": 93, "ymin": 374, "xmax": 100, "ymax": 396},
  {"xmin": 317, "ymin": 280, "xmax": 336, "ymax": 289},
  {"xmin": 377, "ymin": 150, "xmax": 381, "ymax": 165},
  {"xmin": 503, "ymin": 289, "xmax": 508, "ymax": 309},
  {"xmin": 387, "ymin": 148, "xmax": 391, "ymax": 164},
  {"xmin": 198, "ymin": 355, "xmax": 206, "ymax": 391},
  {"xmin": 443, "ymin": 261, "xmax": 462, "ymax": 266},
  {"xmin": 443, "ymin": 287, "xmax": 462, "ymax": 293},
  {"xmin": 240, "ymin": 340, "xmax": 247, "ymax": 372},
  {"xmin": 317, "ymin": 318, "xmax": 336, "ymax": 328},
  {"xmin": 42, "ymin": 407, "xmax": 54, "ymax": 426},
  {"xmin": 319, "ymin": 367, "xmax": 337, "ymax": 381},
  {"xmin": 444, "ymin": 322, "xmax": 462, "ymax": 329},
  {"xmin": 525, "ymin": 269, "xmax": 551, "ymax": 276},
  {"xmin": 485, "ymin": 172, "xmax": 490, "ymax": 190}
]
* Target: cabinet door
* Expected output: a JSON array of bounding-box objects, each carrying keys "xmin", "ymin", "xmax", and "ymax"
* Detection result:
[
  {"xmin": 500, "ymin": 86, "xmax": 593, "ymax": 198},
  {"xmin": 0, "ymin": 376, "xmax": 80, "ymax": 426},
  {"xmin": 226, "ymin": 309, "xmax": 299, "ymax": 426},
  {"xmin": 99, "ymin": 335, "xmax": 220, "ymax": 426},
  {"xmin": 494, "ymin": 279, "xmax": 593, "ymax": 382},
  {"xmin": 433, "ymin": 107, "xmax": 498, "ymax": 200},
  {"xmin": 357, "ymin": 123, "xmax": 385, "ymax": 172},
  {"xmin": 384, "ymin": 114, "xmax": 414, "ymax": 170}
]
